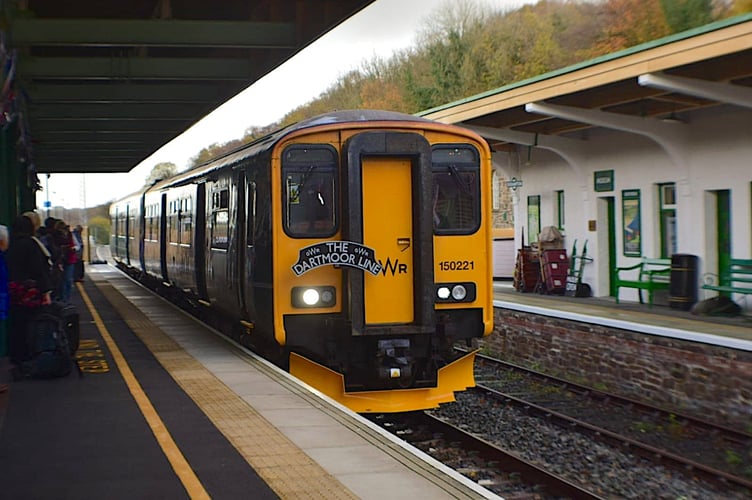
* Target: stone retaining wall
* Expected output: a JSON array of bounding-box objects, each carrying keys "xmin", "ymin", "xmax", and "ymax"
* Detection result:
[{"xmin": 479, "ymin": 307, "xmax": 752, "ymax": 431}]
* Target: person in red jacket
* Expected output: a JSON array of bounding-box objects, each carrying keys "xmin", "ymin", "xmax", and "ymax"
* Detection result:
[{"xmin": 6, "ymin": 214, "xmax": 53, "ymax": 366}]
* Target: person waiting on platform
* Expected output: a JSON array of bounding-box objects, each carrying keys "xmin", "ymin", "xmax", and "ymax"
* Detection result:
[
  {"xmin": 0, "ymin": 225, "xmax": 9, "ymax": 393},
  {"xmin": 72, "ymin": 225, "xmax": 84, "ymax": 282},
  {"xmin": 6, "ymin": 214, "xmax": 53, "ymax": 366},
  {"xmin": 54, "ymin": 220, "xmax": 77, "ymax": 303}
]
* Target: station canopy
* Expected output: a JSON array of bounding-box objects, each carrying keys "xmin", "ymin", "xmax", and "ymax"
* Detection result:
[
  {"xmin": 421, "ymin": 16, "xmax": 752, "ymax": 153},
  {"xmin": 7, "ymin": 0, "xmax": 375, "ymax": 174}
]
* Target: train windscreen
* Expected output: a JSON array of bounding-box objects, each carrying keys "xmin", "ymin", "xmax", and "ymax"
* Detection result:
[
  {"xmin": 431, "ymin": 145, "xmax": 480, "ymax": 235},
  {"xmin": 282, "ymin": 145, "xmax": 338, "ymax": 238}
]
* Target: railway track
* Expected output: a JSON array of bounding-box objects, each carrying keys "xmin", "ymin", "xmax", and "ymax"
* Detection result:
[
  {"xmin": 369, "ymin": 411, "xmax": 600, "ymax": 499},
  {"xmin": 472, "ymin": 353, "xmax": 752, "ymax": 494},
  {"xmin": 370, "ymin": 352, "xmax": 751, "ymax": 498}
]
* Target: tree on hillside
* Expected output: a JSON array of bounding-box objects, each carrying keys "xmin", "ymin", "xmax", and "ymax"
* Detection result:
[
  {"xmin": 732, "ymin": 0, "xmax": 752, "ymax": 14},
  {"xmin": 594, "ymin": 0, "xmax": 671, "ymax": 53},
  {"xmin": 144, "ymin": 162, "xmax": 178, "ymax": 186},
  {"xmin": 411, "ymin": 0, "xmax": 487, "ymax": 107},
  {"xmin": 155, "ymin": 0, "xmax": 750, "ymax": 152},
  {"xmin": 87, "ymin": 215, "xmax": 111, "ymax": 245},
  {"xmin": 661, "ymin": 0, "xmax": 713, "ymax": 32},
  {"xmin": 188, "ymin": 138, "xmax": 247, "ymax": 168}
]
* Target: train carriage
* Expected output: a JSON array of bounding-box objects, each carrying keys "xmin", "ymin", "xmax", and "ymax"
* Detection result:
[
  {"xmin": 142, "ymin": 187, "xmax": 166, "ymax": 282},
  {"xmin": 112, "ymin": 110, "xmax": 493, "ymax": 413}
]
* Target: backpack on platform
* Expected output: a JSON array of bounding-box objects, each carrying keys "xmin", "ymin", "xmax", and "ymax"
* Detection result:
[
  {"xmin": 49, "ymin": 301, "xmax": 80, "ymax": 354},
  {"xmin": 23, "ymin": 311, "xmax": 75, "ymax": 378}
]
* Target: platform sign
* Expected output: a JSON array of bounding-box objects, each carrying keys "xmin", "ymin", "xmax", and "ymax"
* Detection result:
[
  {"xmin": 506, "ymin": 177, "xmax": 523, "ymax": 191},
  {"xmin": 43, "ymin": 200, "xmax": 51, "ymax": 208},
  {"xmin": 594, "ymin": 170, "xmax": 614, "ymax": 192}
]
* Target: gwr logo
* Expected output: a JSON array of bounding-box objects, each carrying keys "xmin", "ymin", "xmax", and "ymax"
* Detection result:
[{"xmin": 378, "ymin": 257, "xmax": 408, "ymax": 276}]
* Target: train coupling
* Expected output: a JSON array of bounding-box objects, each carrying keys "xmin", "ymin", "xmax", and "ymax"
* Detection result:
[{"xmin": 377, "ymin": 339, "xmax": 412, "ymax": 380}]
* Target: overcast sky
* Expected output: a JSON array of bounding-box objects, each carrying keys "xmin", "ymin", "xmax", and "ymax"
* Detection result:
[{"xmin": 39, "ymin": 0, "xmax": 531, "ymax": 210}]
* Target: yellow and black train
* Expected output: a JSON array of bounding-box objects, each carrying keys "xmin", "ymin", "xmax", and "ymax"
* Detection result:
[{"xmin": 111, "ymin": 110, "xmax": 493, "ymax": 413}]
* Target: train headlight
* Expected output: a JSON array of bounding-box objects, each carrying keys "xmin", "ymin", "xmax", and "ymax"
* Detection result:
[
  {"xmin": 434, "ymin": 282, "xmax": 476, "ymax": 303},
  {"xmin": 320, "ymin": 289, "xmax": 334, "ymax": 304},
  {"xmin": 451, "ymin": 284, "xmax": 467, "ymax": 300},
  {"xmin": 302, "ymin": 289, "xmax": 320, "ymax": 305},
  {"xmin": 292, "ymin": 286, "xmax": 336, "ymax": 308}
]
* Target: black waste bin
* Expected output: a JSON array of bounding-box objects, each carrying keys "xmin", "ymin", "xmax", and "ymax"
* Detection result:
[{"xmin": 669, "ymin": 254, "xmax": 698, "ymax": 310}]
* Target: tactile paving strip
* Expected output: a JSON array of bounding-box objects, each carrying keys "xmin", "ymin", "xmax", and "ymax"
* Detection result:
[{"xmin": 96, "ymin": 282, "xmax": 358, "ymax": 499}]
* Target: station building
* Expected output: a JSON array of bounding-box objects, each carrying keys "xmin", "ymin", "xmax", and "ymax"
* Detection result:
[{"xmin": 422, "ymin": 14, "xmax": 752, "ymax": 313}]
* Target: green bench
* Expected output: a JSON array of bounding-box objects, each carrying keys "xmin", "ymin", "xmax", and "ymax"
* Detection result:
[
  {"xmin": 614, "ymin": 257, "xmax": 671, "ymax": 307},
  {"xmin": 702, "ymin": 258, "xmax": 752, "ymax": 298}
]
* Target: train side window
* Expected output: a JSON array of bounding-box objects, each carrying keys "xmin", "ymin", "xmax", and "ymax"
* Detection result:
[
  {"xmin": 212, "ymin": 210, "xmax": 229, "ymax": 248},
  {"xmin": 282, "ymin": 145, "xmax": 338, "ymax": 238},
  {"xmin": 169, "ymin": 199, "xmax": 179, "ymax": 244},
  {"xmin": 181, "ymin": 196, "xmax": 192, "ymax": 246},
  {"xmin": 246, "ymin": 182, "xmax": 256, "ymax": 247},
  {"xmin": 211, "ymin": 188, "xmax": 230, "ymax": 249},
  {"xmin": 431, "ymin": 145, "xmax": 481, "ymax": 235}
]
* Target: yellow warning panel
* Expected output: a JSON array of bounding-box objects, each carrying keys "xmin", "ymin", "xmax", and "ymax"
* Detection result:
[
  {"xmin": 290, "ymin": 351, "xmax": 477, "ymax": 414},
  {"xmin": 361, "ymin": 157, "xmax": 414, "ymax": 325}
]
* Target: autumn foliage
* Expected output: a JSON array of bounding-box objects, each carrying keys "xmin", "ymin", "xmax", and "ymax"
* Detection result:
[{"xmin": 187, "ymin": 0, "xmax": 748, "ymax": 167}]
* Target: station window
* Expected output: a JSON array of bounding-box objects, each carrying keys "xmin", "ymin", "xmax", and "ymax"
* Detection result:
[
  {"xmin": 492, "ymin": 170, "xmax": 500, "ymax": 211},
  {"xmin": 282, "ymin": 145, "xmax": 338, "ymax": 238},
  {"xmin": 658, "ymin": 182, "xmax": 677, "ymax": 258},
  {"xmin": 555, "ymin": 190, "xmax": 565, "ymax": 231},
  {"xmin": 527, "ymin": 195, "xmax": 540, "ymax": 243},
  {"xmin": 431, "ymin": 145, "xmax": 480, "ymax": 235}
]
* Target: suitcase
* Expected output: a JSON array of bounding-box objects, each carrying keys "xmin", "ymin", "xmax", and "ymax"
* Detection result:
[
  {"xmin": 540, "ymin": 249, "xmax": 569, "ymax": 294},
  {"xmin": 514, "ymin": 248, "xmax": 540, "ymax": 292},
  {"xmin": 23, "ymin": 312, "xmax": 73, "ymax": 379},
  {"xmin": 49, "ymin": 302, "xmax": 80, "ymax": 354}
]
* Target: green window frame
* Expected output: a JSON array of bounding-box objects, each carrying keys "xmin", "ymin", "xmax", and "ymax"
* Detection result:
[
  {"xmin": 527, "ymin": 195, "xmax": 540, "ymax": 243},
  {"xmin": 658, "ymin": 182, "xmax": 676, "ymax": 258},
  {"xmin": 555, "ymin": 190, "xmax": 565, "ymax": 231},
  {"xmin": 622, "ymin": 189, "xmax": 641, "ymax": 257}
]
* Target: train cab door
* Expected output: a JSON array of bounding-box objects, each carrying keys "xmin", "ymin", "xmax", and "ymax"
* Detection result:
[
  {"xmin": 125, "ymin": 204, "xmax": 131, "ymax": 266},
  {"xmin": 239, "ymin": 176, "xmax": 257, "ymax": 320},
  {"xmin": 232, "ymin": 171, "xmax": 255, "ymax": 319},
  {"xmin": 344, "ymin": 132, "xmax": 435, "ymax": 334},
  {"xmin": 194, "ymin": 183, "xmax": 207, "ymax": 299},
  {"xmin": 159, "ymin": 193, "xmax": 169, "ymax": 282}
]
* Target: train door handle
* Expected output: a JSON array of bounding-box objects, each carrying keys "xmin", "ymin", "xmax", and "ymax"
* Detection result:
[{"xmin": 397, "ymin": 237, "xmax": 411, "ymax": 251}]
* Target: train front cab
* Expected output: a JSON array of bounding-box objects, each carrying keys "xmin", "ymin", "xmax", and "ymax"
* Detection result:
[{"xmin": 272, "ymin": 123, "xmax": 493, "ymax": 413}]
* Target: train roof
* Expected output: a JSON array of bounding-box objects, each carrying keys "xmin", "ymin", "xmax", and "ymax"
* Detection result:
[{"xmin": 114, "ymin": 110, "xmax": 446, "ymax": 204}]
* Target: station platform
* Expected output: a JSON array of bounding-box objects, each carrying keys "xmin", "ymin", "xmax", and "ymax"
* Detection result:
[
  {"xmin": 0, "ymin": 265, "xmax": 494, "ymax": 500},
  {"xmin": 493, "ymin": 281, "xmax": 752, "ymax": 351}
]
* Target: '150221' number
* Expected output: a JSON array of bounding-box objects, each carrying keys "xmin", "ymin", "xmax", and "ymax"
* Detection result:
[{"xmin": 439, "ymin": 260, "xmax": 474, "ymax": 271}]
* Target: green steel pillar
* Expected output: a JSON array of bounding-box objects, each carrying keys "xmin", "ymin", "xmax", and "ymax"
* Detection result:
[{"xmin": 0, "ymin": 120, "xmax": 19, "ymax": 226}]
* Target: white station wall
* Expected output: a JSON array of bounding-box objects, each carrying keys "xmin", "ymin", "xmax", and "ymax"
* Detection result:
[{"xmin": 492, "ymin": 104, "xmax": 752, "ymax": 309}]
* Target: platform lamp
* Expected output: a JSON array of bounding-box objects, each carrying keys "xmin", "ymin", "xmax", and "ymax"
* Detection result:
[{"xmin": 45, "ymin": 173, "xmax": 51, "ymax": 217}]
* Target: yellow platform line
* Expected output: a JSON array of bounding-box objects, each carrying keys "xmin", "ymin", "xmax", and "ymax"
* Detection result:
[
  {"xmin": 92, "ymin": 279, "xmax": 357, "ymax": 499},
  {"xmin": 76, "ymin": 282, "xmax": 210, "ymax": 500}
]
